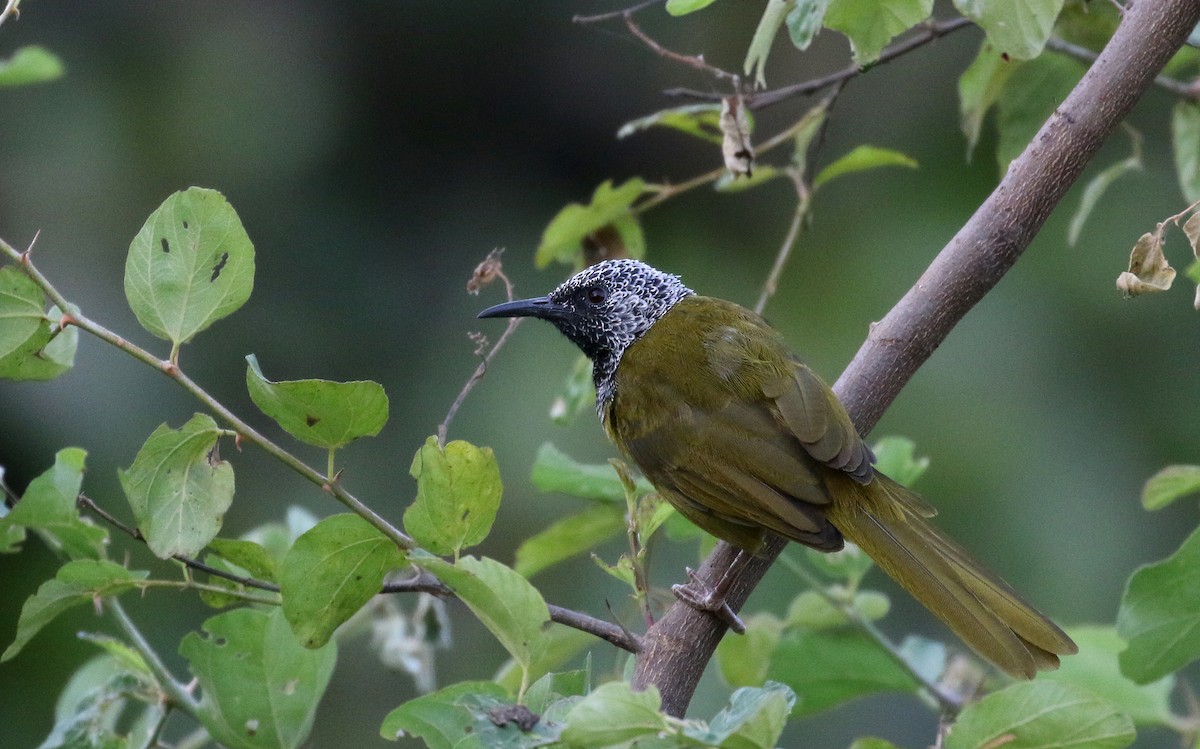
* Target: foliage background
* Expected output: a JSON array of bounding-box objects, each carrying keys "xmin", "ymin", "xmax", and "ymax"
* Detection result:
[{"xmin": 1, "ymin": 2, "xmax": 1196, "ymax": 747}]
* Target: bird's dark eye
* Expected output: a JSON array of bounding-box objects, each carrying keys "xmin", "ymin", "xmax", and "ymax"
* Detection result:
[{"xmin": 585, "ymin": 286, "xmax": 607, "ymax": 305}]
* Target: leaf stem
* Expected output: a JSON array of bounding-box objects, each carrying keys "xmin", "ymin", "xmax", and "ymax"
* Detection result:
[
  {"xmin": 108, "ymin": 598, "xmax": 201, "ymax": 716},
  {"xmin": 0, "ymin": 236, "xmax": 415, "ymax": 552},
  {"xmin": 754, "ymin": 174, "xmax": 811, "ymax": 315}
]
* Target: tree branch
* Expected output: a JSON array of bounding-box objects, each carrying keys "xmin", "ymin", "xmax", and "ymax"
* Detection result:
[{"xmin": 633, "ymin": 0, "xmax": 1200, "ymax": 717}]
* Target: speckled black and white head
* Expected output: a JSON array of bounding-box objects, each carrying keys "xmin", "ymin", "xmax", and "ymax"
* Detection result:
[{"xmin": 478, "ymin": 259, "xmax": 693, "ymax": 411}]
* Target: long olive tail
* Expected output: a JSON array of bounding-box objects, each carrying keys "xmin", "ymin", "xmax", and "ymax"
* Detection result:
[{"xmin": 828, "ymin": 475, "xmax": 1077, "ymax": 679}]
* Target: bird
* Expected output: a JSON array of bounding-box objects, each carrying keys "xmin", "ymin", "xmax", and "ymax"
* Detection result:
[{"xmin": 478, "ymin": 258, "xmax": 1076, "ymax": 678}]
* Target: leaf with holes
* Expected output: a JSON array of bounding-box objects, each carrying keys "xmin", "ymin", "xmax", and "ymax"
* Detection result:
[
  {"xmin": 124, "ymin": 187, "xmax": 255, "ymax": 346},
  {"xmin": 119, "ymin": 414, "xmax": 234, "ymax": 559},
  {"xmin": 404, "ymin": 436, "xmax": 501, "ymax": 557}
]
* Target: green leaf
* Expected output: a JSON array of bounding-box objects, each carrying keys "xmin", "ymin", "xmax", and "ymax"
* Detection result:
[
  {"xmin": 118, "ymin": 414, "xmax": 235, "ymax": 559},
  {"xmin": 124, "ymin": 187, "xmax": 255, "ymax": 346},
  {"xmin": 280, "ymin": 513, "xmax": 407, "ymax": 648},
  {"xmin": 666, "ymin": 0, "xmax": 722, "ymax": 14},
  {"xmin": 208, "ymin": 538, "xmax": 280, "ymax": 582},
  {"xmin": 786, "ymin": 0, "xmax": 833, "ymax": 51},
  {"xmin": 953, "ymin": 0, "xmax": 1065, "ymax": 60},
  {"xmin": 417, "ymin": 554, "xmax": 549, "ymax": 672},
  {"xmin": 245, "ymin": 354, "xmax": 389, "ymax": 450},
  {"xmin": 683, "ymin": 682, "xmax": 795, "ymax": 749},
  {"xmin": 714, "ymin": 165, "xmax": 786, "ymax": 193},
  {"xmin": 849, "ymin": 739, "xmax": 904, "ymax": 749},
  {"xmin": 38, "ymin": 653, "xmax": 161, "ymax": 749},
  {"xmin": 0, "ymin": 45, "xmax": 65, "ymax": 87},
  {"xmin": 494, "ymin": 624, "xmax": 594, "ymax": 695},
  {"xmin": 1043, "ymin": 626, "xmax": 1174, "ymax": 727},
  {"xmin": 945, "ymin": 680, "xmax": 1135, "ymax": 749},
  {"xmin": 1141, "ymin": 465, "xmax": 1200, "ymax": 510},
  {"xmin": 180, "ymin": 607, "xmax": 336, "ymax": 749},
  {"xmin": 744, "ymin": 0, "xmax": 793, "ymax": 88},
  {"xmin": 995, "ymin": 51, "xmax": 1085, "ymax": 173},
  {"xmin": 1173, "ymin": 101, "xmax": 1200, "ymax": 202},
  {"xmin": 618, "ymin": 104, "xmax": 725, "ymax": 144},
  {"xmin": 1, "ymin": 447, "xmax": 107, "ymax": 559},
  {"xmin": 802, "ymin": 542, "xmax": 875, "ymax": 583},
  {"xmin": 1117, "ymin": 525, "xmax": 1200, "ymax": 683},
  {"xmin": 825, "ymin": 0, "xmax": 933, "ymax": 66},
  {"xmin": 813, "ymin": 145, "xmax": 918, "ymax": 190},
  {"xmin": 404, "ymin": 435, "xmax": 502, "ymax": 557},
  {"xmin": 716, "ymin": 613, "xmax": 783, "ymax": 688},
  {"xmin": 549, "ymin": 354, "xmax": 595, "ymax": 426},
  {"xmin": 766, "ymin": 628, "xmax": 919, "ymax": 716},
  {"xmin": 514, "ymin": 503, "xmax": 626, "ymax": 578},
  {"xmin": 593, "ymin": 552, "xmax": 639, "ymax": 590},
  {"xmin": 380, "ymin": 681, "xmax": 510, "ymax": 746},
  {"xmin": 1069, "ymin": 154, "xmax": 1143, "ymax": 246},
  {"xmin": 0, "ymin": 264, "xmax": 49, "ymax": 359},
  {"xmin": 785, "ymin": 588, "xmax": 890, "ymax": 629},
  {"xmin": 870, "ymin": 436, "xmax": 929, "ymax": 487},
  {"xmin": 560, "ymin": 681, "xmax": 668, "ymax": 746},
  {"xmin": 535, "ymin": 179, "xmax": 647, "ymax": 269},
  {"xmin": 958, "ymin": 42, "xmax": 1018, "ymax": 161},
  {"xmin": 531, "ymin": 442, "xmax": 654, "ymax": 502},
  {"xmin": 3, "ymin": 560, "xmax": 148, "ymax": 662},
  {"xmin": 0, "ymin": 303, "xmax": 78, "ymax": 381}
]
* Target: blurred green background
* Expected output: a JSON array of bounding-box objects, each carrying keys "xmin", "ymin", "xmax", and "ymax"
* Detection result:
[{"xmin": 2, "ymin": 2, "xmax": 1198, "ymax": 747}]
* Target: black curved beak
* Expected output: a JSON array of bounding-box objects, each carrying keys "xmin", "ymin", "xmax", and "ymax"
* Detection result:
[{"xmin": 477, "ymin": 296, "xmax": 569, "ymax": 321}]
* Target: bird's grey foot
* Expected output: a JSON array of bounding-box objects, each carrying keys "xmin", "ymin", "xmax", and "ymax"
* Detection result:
[{"xmin": 671, "ymin": 567, "xmax": 746, "ymax": 634}]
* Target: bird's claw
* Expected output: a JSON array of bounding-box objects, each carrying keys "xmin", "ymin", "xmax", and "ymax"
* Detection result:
[{"xmin": 671, "ymin": 567, "xmax": 746, "ymax": 634}]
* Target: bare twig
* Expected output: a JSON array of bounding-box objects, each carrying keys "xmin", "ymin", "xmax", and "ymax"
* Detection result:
[
  {"xmin": 754, "ymin": 174, "xmax": 810, "ymax": 315},
  {"xmin": 573, "ymin": 0, "xmax": 662, "ymax": 25},
  {"xmin": 634, "ymin": 0, "xmax": 1200, "ymax": 717},
  {"xmin": 665, "ymin": 17, "xmax": 975, "ymax": 110},
  {"xmin": 0, "ymin": 0, "xmax": 20, "ymax": 29},
  {"xmin": 1046, "ymin": 35, "xmax": 1200, "ymax": 101},
  {"xmin": 108, "ymin": 598, "xmax": 200, "ymax": 715}
]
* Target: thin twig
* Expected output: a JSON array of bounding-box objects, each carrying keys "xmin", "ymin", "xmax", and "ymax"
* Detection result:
[
  {"xmin": 665, "ymin": 17, "xmax": 975, "ymax": 110},
  {"xmin": 1045, "ymin": 35, "xmax": 1200, "ymax": 101},
  {"xmin": 573, "ymin": 0, "xmax": 662, "ymax": 25},
  {"xmin": 0, "ymin": 0, "xmax": 19, "ymax": 29},
  {"xmin": 621, "ymin": 13, "xmax": 740, "ymax": 84},
  {"xmin": 0, "ymin": 236, "xmax": 415, "ymax": 553},
  {"xmin": 108, "ymin": 598, "xmax": 200, "ymax": 716},
  {"xmin": 754, "ymin": 174, "xmax": 810, "ymax": 315}
]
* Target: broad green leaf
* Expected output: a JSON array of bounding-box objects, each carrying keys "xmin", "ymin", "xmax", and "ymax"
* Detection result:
[
  {"xmin": 1069, "ymin": 154, "xmax": 1143, "ymax": 246},
  {"xmin": 245, "ymin": 354, "xmax": 389, "ymax": 450},
  {"xmin": 1117, "ymin": 525, "xmax": 1200, "ymax": 683},
  {"xmin": 1043, "ymin": 626, "xmax": 1174, "ymax": 727},
  {"xmin": 945, "ymin": 680, "xmax": 1135, "ymax": 749},
  {"xmin": 802, "ymin": 542, "xmax": 875, "ymax": 583},
  {"xmin": 1, "ymin": 447, "xmax": 107, "ymax": 559},
  {"xmin": 766, "ymin": 628, "xmax": 919, "ymax": 715},
  {"xmin": 535, "ymin": 179, "xmax": 647, "ymax": 269},
  {"xmin": 995, "ymin": 52, "xmax": 1085, "ymax": 173},
  {"xmin": 280, "ymin": 514, "xmax": 407, "ymax": 648},
  {"xmin": 243, "ymin": 506, "xmax": 319, "ymax": 561},
  {"xmin": 744, "ymin": 0, "xmax": 793, "ymax": 88},
  {"xmin": 524, "ymin": 668, "xmax": 590, "ymax": 714},
  {"xmin": 958, "ymin": 42, "xmax": 1017, "ymax": 161},
  {"xmin": 560, "ymin": 681, "xmax": 668, "ymax": 746},
  {"xmin": 682, "ymin": 682, "xmax": 795, "ymax": 749},
  {"xmin": 785, "ymin": 588, "xmax": 890, "ymax": 629},
  {"xmin": 1142, "ymin": 465, "xmax": 1200, "ymax": 510},
  {"xmin": 124, "ymin": 187, "xmax": 255, "ymax": 346},
  {"xmin": 380, "ymin": 681, "xmax": 510, "ymax": 746},
  {"xmin": 3, "ymin": 560, "xmax": 148, "ymax": 662},
  {"xmin": 1173, "ymin": 101, "xmax": 1200, "ymax": 202},
  {"xmin": 0, "ymin": 45, "xmax": 65, "ymax": 87},
  {"xmin": 850, "ymin": 739, "xmax": 904, "ymax": 749},
  {"xmin": 76, "ymin": 631, "xmax": 155, "ymax": 680},
  {"xmin": 618, "ymin": 104, "xmax": 724, "ymax": 144},
  {"xmin": 514, "ymin": 503, "xmax": 626, "ymax": 578},
  {"xmin": 208, "ymin": 538, "xmax": 280, "ymax": 582},
  {"xmin": 404, "ymin": 435, "xmax": 502, "ymax": 557},
  {"xmin": 813, "ymin": 145, "xmax": 918, "ymax": 190},
  {"xmin": 118, "ymin": 414, "xmax": 234, "ymax": 559},
  {"xmin": 0, "ymin": 265, "xmax": 48, "ymax": 361},
  {"xmin": 786, "ymin": 0, "xmax": 833, "ymax": 51},
  {"xmin": 494, "ymin": 624, "xmax": 594, "ymax": 694},
  {"xmin": 0, "ymin": 303, "xmax": 78, "ymax": 381},
  {"xmin": 418, "ymin": 554, "xmax": 549, "ymax": 671},
  {"xmin": 531, "ymin": 442, "xmax": 653, "ymax": 502},
  {"xmin": 180, "ymin": 607, "xmax": 336, "ymax": 749},
  {"xmin": 870, "ymin": 436, "xmax": 929, "ymax": 487},
  {"xmin": 953, "ymin": 0, "xmax": 1065, "ymax": 61},
  {"xmin": 717, "ymin": 613, "xmax": 783, "ymax": 687},
  {"xmin": 825, "ymin": 0, "xmax": 933, "ymax": 66}
]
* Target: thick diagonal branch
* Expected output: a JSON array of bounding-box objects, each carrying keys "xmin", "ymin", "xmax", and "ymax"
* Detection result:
[{"xmin": 633, "ymin": 0, "xmax": 1200, "ymax": 718}]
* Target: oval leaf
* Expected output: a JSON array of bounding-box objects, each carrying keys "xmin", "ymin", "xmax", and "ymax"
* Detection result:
[
  {"xmin": 1117, "ymin": 525, "xmax": 1200, "ymax": 683},
  {"xmin": 404, "ymin": 436, "xmax": 501, "ymax": 557},
  {"xmin": 280, "ymin": 514, "xmax": 407, "ymax": 648},
  {"xmin": 561, "ymin": 681, "xmax": 666, "ymax": 746},
  {"xmin": 813, "ymin": 145, "xmax": 918, "ymax": 190},
  {"xmin": 245, "ymin": 354, "xmax": 389, "ymax": 450},
  {"xmin": 124, "ymin": 187, "xmax": 255, "ymax": 346},
  {"xmin": 118, "ymin": 414, "xmax": 235, "ymax": 559},
  {"xmin": 0, "ymin": 45, "xmax": 65, "ymax": 87},
  {"xmin": 1141, "ymin": 465, "xmax": 1200, "ymax": 510},
  {"xmin": 535, "ymin": 179, "xmax": 646, "ymax": 269},
  {"xmin": 954, "ymin": 0, "xmax": 1065, "ymax": 61},
  {"xmin": 513, "ymin": 504, "xmax": 626, "ymax": 578},
  {"xmin": 825, "ymin": 0, "xmax": 933, "ymax": 66},
  {"xmin": 0, "ymin": 447, "xmax": 106, "ymax": 560},
  {"xmin": 0, "ymin": 265, "xmax": 49, "ymax": 362},
  {"xmin": 180, "ymin": 607, "xmax": 336, "ymax": 749},
  {"xmin": 945, "ymin": 680, "xmax": 1135, "ymax": 749},
  {"xmin": 416, "ymin": 554, "xmax": 549, "ymax": 671}
]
